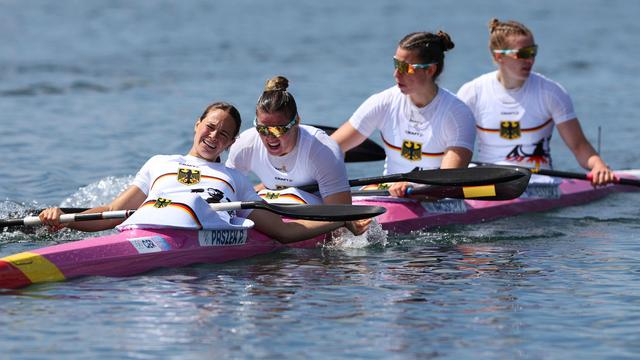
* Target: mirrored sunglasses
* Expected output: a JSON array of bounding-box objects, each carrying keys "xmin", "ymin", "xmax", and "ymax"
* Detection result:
[
  {"xmin": 254, "ymin": 113, "xmax": 297, "ymax": 137},
  {"xmin": 393, "ymin": 57, "xmax": 435, "ymax": 75},
  {"xmin": 493, "ymin": 45, "xmax": 538, "ymax": 59}
]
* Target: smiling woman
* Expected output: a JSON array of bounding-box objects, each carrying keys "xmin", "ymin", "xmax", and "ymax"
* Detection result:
[
  {"xmin": 226, "ymin": 76, "xmax": 354, "ymax": 207},
  {"xmin": 38, "ymin": 101, "xmax": 372, "ymax": 242}
]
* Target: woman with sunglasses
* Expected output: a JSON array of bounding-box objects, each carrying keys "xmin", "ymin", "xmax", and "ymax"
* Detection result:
[
  {"xmin": 39, "ymin": 101, "xmax": 370, "ymax": 241},
  {"xmin": 331, "ymin": 31, "xmax": 476, "ymax": 197},
  {"xmin": 226, "ymin": 76, "xmax": 353, "ymax": 207},
  {"xmin": 457, "ymin": 18, "xmax": 614, "ymax": 185}
]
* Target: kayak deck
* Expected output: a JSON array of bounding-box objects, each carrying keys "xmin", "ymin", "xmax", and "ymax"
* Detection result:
[{"xmin": 354, "ymin": 171, "xmax": 640, "ymax": 233}]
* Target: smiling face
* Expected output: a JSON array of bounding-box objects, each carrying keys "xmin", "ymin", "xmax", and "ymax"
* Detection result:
[
  {"xmin": 188, "ymin": 109, "xmax": 238, "ymax": 161},
  {"xmin": 255, "ymin": 110, "xmax": 298, "ymax": 157},
  {"xmin": 494, "ymin": 34, "xmax": 536, "ymax": 84}
]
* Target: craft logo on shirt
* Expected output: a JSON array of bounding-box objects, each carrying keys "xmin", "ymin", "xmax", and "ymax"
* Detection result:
[
  {"xmin": 177, "ymin": 168, "xmax": 201, "ymax": 185},
  {"xmin": 401, "ymin": 140, "xmax": 422, "ymax": 161},
  {"xmin": 500, "ymin": 121, "xmax": 521, "ymax": 139},
  {"xmin": 154, "ymin": 197, "xmax": 172, "ymax": 208}
]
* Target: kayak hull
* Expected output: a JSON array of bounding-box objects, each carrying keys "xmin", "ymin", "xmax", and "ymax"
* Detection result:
[
  {"xmin": 0, "ymin": 228, "xmax": 324, "ymax": 289},
  {"xmin": 2, "ymin": 171, "xmax": 639, "ymax": 289},
  {"xmin": 354, "ymin": 172, "xmax": 640, "ymax": 233}
]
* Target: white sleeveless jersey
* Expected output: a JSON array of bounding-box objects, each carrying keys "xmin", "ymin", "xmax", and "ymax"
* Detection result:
[
  {"xmin": 226, "ymin": 125, "xmax": 350, "ymax": 199},
  {"xmin": 118, "ymin": 154, "xmax": 260, "ymax": 230},
  {"xmin": 348, "ymin": 85, "xmax": 475, "ymax": 174},
  {"xmin": 457, "ymin": 71, "xmax": 576, "ymax": 169}
]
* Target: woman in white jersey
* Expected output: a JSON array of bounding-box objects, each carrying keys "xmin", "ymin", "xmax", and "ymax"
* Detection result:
[
  {"xmin": 226, "ymin": 76, "xmax": 351, "ymax": 206},
  {"xmin": 331, "ymin": 31, "xmax": 476, "ymax": 197},
  {"xmin": 457, "ymin": 18, "xmax": 614, "ymax": 186},
  {"xmin": 39, "ymin": 102, "xmax": 370, "ymax": 242}
]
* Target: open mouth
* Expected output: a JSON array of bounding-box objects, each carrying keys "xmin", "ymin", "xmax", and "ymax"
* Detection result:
[
  {"xmin": 203, "ymin": 138, "xmax": 217, "ymax": 151},
  {"xmin": 266, "ymin": 140, "xmax": 282, "ymax": 151}
]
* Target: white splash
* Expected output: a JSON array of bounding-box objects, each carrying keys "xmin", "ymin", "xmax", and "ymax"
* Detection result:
[
  {"xmin": 60, "ymin": 175, "xmax": 134, "ymax": 208},
  {"xmin": 325, "ymin": 219, "xmax": 388, "ymax": 249}
]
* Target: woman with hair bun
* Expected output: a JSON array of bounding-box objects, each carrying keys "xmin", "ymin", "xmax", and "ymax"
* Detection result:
[
  {"xmin": 457, "ymin": 19, "xmax": 614, "ymax": 185},
  {"xmin": 332, "ymin": 31, "xmax": 476, "ymax": 197},
  {"xmin": 39, "ymin": 101, "xmax": 370, "ymax": 241},
  {"xmin": 226, "ymin": 76, "xmax": 356, "ymax": 208}
]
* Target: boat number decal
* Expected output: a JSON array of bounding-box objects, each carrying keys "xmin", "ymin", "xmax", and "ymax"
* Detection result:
[
  {"xmin": 198, "ymin": 230, "xmax": 248, "ymax": 246},
  {"xmin": 421, "ymin": 199, "xmax": 467, "ymax": 213},
  {"xmin": 129, "ymin": 236, "xmax": 171, "ymax": 253},
  {"xmin": 522, "ymin": 184, "xmax": 560, "ymax": 199}
]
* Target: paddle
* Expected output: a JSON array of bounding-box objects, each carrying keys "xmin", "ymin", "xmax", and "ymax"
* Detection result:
[
  {"xmin": 298, "ymin": 165, "xmax": 531, "ymax": 193},
  {"xmin": 530, "ymin": 168, "xmax": 640, "ymax": 187},
  {"xmin": 351, "ymin": 170, "xmax": 531, "ymax": 200},
  {"xmin": 312, "ymin": 124, "xmax": 385, "ymax": 162},
  {"xmin": 0, "ymin": 201, "xmax": 386, "ymax": 228},
  {"xmin": 471, "ymin": 162, "xmax": 640, "ymax": 187}
]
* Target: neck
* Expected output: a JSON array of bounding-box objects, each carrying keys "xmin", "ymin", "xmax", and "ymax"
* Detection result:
[
  {"xmin": 496, "ymin": 71, "xmax": 526, "ymax": 90},
  {"xmin": 187, "ymin": 150, "xmax": 219, "ymax": 162},
  {"xmin": 409, "ymin": 82, "xmax": 438, "ymax": 108}
]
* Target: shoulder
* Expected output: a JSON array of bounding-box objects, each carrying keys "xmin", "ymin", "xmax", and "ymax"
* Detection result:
[
  {"xmin": 234, "ymin": 128, "xmax": 260, "ymax": 145},
  {"xmin": 457, "ymin": 72, "xmax": 495, "ymax": 102},
  {"xmin": 222, "ymin": 165, "xmax": 249, "ymax": 180},
  {"xmin": 460, "ymin": 71, "xmax": 496, "ymax": 89},
  {"xmin": 439, "ymin": 88, "xmax": 474, "ymax": 113},
  {"xmin": 300, "ymin": 125, "xmax": 342, "ymax": 155},
  {"xmin": 228, "ymin": 128, "xmax": 260, "ymax": 158},
  {"xmin": 530, "ymin": 72, "xmax": 569, "ymax": 93},
  {"xmin": 363, "ymin": 85, "xmax": 401, "ymax": 104},
  {"xmin": 143, "ymin": 154, "xmax": 181, "ymax": 165}
]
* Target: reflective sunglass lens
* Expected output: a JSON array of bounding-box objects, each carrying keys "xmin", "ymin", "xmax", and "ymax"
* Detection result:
[
  {"xmin": 256, "ymin": 125, "xmax": 287, "ymax": 137},
  {"xmin": 393, "ymin": 58, "xmax": 411, "ymax": 74},
  {"xmin": 516, "ymin": 46, "xmax": 537, "ymax": 59}
]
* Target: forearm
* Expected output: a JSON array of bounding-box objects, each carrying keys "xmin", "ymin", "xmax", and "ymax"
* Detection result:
[
  {"xmin": 249, "ymin": 209, "xmax": 344, "ymax": 244},
  {"xmin": 64, "ymin": 206, "xmax": 125, "ymax": 232},
  {"xmin": 322, "ymin": 191, "xmax": 352, "ymax": 205},
  {"xmin": 331, "ymin": 123, "xmax": 367, "ymax": 153},
  {"xmin": 440, "ymin": 147, "xmax": 472, "ymax": 169},
  {"xmin": 571, "ymin": 141, "xmax": 602, "ymax": 170}
]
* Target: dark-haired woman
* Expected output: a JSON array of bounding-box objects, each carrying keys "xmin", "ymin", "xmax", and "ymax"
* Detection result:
[
  {"xmin": 39, "ymin": 102, "xmax": 370, "ymax": 242},
  {"xmin": 226, "ymin": 76, "xmax": 352, "ymax": 207},
  {"xmin": 457, "ymin": 19, "xmax": 614, "ymax": 185},
  {"xmin": 332, "ymin": 31, "xmax": 476, "ymax": 197}
]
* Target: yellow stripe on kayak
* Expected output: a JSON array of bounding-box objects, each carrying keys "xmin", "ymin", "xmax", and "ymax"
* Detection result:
[
  {"xmin": 2, "ymin": 252, "xmax": 65, "ymax": 283},
  {"xmin": 462, "ymin": 185, "xmax": 497, "ymax": 198}
]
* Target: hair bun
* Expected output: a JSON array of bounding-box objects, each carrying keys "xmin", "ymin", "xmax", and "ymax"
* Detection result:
[
  {"xmin": 264, "ymin": 76, "xmax": 289, "ymax": 92},
  {"xmin": 488, "ymin": 18, "xmax": 500, "ymax": 33},
  {"xmin": 436, "ymin": 31, "xmax": 455, "ymax": 51}
]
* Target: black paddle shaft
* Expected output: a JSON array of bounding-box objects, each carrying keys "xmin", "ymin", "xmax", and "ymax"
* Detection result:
[
  {"xmin": 243, "ymin": 202, "xmax": 386, "ymax": 221},
  {"xmin": 299, "ymin": 166, "xmax": 530, "ymax": 193}
]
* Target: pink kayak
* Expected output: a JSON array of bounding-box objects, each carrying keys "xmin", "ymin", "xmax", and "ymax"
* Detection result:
[
  {"xmin": 0, "ymin": 228, "xmax": 324, "ymax": 289},
  {"xmin": 354, "ymin": 170, "xmax": 640, "ymax": 233},
  {"xmin": 2, "ymin": 170, "xmax": 638, "ymax": 289}
]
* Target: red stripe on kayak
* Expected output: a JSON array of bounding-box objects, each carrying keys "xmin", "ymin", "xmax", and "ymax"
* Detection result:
[{"xmin": 0, "ymin": 259, "xmax": 33, "ymax": 289}]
